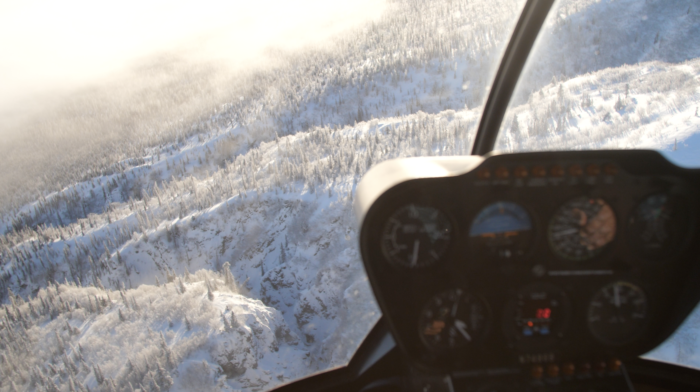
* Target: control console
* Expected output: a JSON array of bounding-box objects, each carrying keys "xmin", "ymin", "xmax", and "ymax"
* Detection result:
[{"xmin": 354, "ymin": 150, "xmax": 700, "ymax": 391}]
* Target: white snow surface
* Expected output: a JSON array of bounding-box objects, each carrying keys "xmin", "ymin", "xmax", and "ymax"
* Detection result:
[
  {"xmin": 1, "ymin": 271, "xmax": 311, "ymax": 391},
  {"xmin": 496, "ymin": 60, "xmax": 700, "ymax": 160}
]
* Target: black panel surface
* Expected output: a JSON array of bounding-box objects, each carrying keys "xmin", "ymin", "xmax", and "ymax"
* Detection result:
[{"xmin": 357, "ymin": 150, "xmax": 700, "ymax": 372}]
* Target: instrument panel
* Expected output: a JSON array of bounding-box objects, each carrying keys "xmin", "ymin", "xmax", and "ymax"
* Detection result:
[{"xmin": 355, "ymin": 150, "xmax": 700, "ymax": 373}]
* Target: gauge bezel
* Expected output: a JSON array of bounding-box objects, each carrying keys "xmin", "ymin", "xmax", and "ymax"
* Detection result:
[
  {"xmin": 547, "ymin": 196, "xmax": 618, "ymax": 263},
  {"xmin": 586, "ymin": 280, "xmax": 651, "ymax": 346},
  {"xmin": 380, "ymin": 203, "xmax": 456, "ymax": 269},
  {"xmin": 467, "ymin": 200, "xmax": 539, "ymax": 264},
  {"xmin": 502, "ymin": 283, "xmax": 572, "ymax": 351}
]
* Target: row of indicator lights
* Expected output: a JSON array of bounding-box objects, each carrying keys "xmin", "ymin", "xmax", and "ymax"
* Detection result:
[
  {"xmin": 477, "ymin": 163, "xmax": 618, "ymax": 180},
  {"xmin": 531, "ymin": 358, "xmax": 622, "ymax": 379}
]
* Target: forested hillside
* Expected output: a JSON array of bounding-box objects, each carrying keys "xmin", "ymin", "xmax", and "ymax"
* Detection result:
[
  {"xmin": 0, "ymin": 0, "xmax": 522, "ymax": 217},
  {"xmin": 1, "ymin": 0, "xmax": 700, "ymax": 391}
]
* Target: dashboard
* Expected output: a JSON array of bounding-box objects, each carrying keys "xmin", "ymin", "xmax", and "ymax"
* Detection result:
[{"xmin": 354, "ymin": 150, "xmax": 700, "ymax": 389}]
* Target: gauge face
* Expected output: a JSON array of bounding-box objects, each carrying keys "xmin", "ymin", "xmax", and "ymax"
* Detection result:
[
  {"xmin": 628, "ymin": 194, "xmax": 689, "ymax": 261},
  {"xmin": 469, "ymin": 201, "xmax": 534, "ymax": 261},
  {"xmin": 548, "ymin": 197, "xmax": 616, "ymax": 261},
  {"xmin": 419, "ymin": 289, "xmax": 488, "ymax": 350},
  {"xmin": 381, "ymin": 204, "xmax": 452, "ymax": 268},
  {"xmin": 588, "ymin": 282, "xmax": 649, "ymax": 345},
  {"xmin": 511, "ymin": 285, "xmax": 569, "ymax": 340}
]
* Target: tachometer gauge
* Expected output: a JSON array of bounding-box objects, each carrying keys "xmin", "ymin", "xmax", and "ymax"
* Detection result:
[
  {"xmin": 548, "ymin": 197, "xmax": 616, "ymax": 261},
  {"xmin": 419, "ymin": 289, "xmax": 488, "ymax": 350},
  {"xmin": 469, "ymin": 201, "xmax": 534, "ymax": 261},
  {"xmin": 628, "ymin": 194, "xmax": 689, "ymax": 261},
  {"xmin": 588, "ymin": 281, "xmax": 649, "ymax": 345},
  {"xmin": 381, "ymin": 204, "xmax": 452, "ymax": 268}
]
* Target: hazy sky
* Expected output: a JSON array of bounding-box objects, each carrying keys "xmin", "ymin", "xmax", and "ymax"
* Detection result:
[{"xmin": 0, "ymin": 0, "xmax": 386, "ymax": 126}]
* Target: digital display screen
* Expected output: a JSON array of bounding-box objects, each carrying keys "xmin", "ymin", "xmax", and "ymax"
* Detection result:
[
  {"xmin": 518, "ymin": 296, "xmax": 554, "ymax": 337},
  {"xmin": 536, "ymin": 308, "xmax": 551, "ymax": 319}
]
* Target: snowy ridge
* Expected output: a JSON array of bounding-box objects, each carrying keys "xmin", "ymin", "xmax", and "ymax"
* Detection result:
[
  {"xmin": 0, "ymin": 270, "xmax": 311, "ymax": 391},
  {"xmin": 497, "ymin": 59, "xmax": 700, "ymax": 157},
  {"xmin": 510, "ymin": 0, "xmax": 700, "ymax": 106},
  {"xmin": 0, "ymin": 0, "xmax": 522, "ymax": 216},
  {"xmin": 1, "ymin": 107, "xmax": 482, "ymax": 391}
]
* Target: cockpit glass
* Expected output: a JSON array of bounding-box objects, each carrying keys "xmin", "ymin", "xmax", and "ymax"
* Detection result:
[
  {"xmin": 0, "ymin": 1, "xmax": 528, "ymax": 391},
  {"xmin": 495, "ymin": 0, "xmax": 700, "ymax": 169},
  {"xmin": 494, "ymin": 0, "xmax": 700, "ymax": 371}
]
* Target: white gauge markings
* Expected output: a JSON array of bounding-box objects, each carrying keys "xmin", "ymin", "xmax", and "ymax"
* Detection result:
[
  {"xmin": 381, "ymin": 204, "xmax": 452, "ymax": 268},
  {"xmin": 419, "ymin": 289, "xmax": 487, "ymax": 350},
  {"xmin": 588, "ymin": 282, "xmax": 649, "ymax": 345}
]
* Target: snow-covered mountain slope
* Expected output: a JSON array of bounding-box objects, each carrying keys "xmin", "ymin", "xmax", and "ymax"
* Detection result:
[
  {"xmin": 3, "ymin": 54, "xmax": 700, "ymax": 389},
  {"xmin": 497, "ymin": 59, "xmax": 700, "ymax": 157},
  {"xmin": 0, "ymin": 0, "xmax": 522, "ymax": 234},
  {"xmin": 510, "ymin": 0, "xmax": 700, "ymax": 106},
  {"xmin": 0, "ymin": 0, "xmax": 524, "ymax": 217},
  {"xmin": 0, "ymin": 271, "xmax": 311, "ymax": 391},
  {"xmin": 2, "ymin": 0, "xmax": 700, "ymax": 391},
  {"xmin": 0, "ymin": 107, "xmax": 480, "ymax": 391}
]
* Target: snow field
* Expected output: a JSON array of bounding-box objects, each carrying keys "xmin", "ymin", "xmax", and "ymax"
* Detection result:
[
  {"xmin": 0, "ymin": 270, "xmax": 312, "ymax": 392},
  {"xmin": 497, "ymin": 59, "xmax": 700, "ymax": 157}
]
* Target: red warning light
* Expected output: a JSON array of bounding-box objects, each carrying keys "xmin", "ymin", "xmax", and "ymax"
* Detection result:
[{"xmin": 536, "ymin": 308, "xmax": 551, "ymax": 319}]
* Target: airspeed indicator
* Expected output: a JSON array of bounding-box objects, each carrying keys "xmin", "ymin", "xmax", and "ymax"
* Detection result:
[{"xmin": 381, "ymin": 204, "xmax": 452, "ymax": 268}]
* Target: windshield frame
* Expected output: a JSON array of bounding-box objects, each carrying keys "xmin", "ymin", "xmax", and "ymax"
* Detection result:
[{"xmin": 471, "ymin": 0, "xmax": 555, "ymax": 156}]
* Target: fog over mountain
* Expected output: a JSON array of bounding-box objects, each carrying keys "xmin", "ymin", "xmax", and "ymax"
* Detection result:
[
  {"xmin": 0, "ymin": 0, "xmax": 385, "ymax": 213},
  {"xmin": 1, "ymin": 0, "xmax": 699, "ymax": 391}
]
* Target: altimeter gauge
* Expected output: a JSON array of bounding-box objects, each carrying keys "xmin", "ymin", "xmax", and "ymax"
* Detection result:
[
  {"xmin": 381, "ymin": 204, "xmax": 452, "ymax": 268},
  {"xmin": 548, "ymin": 197, "xmax": 616, "ymax": 261},
  {"xmin": 419, "ymin": 289, "xmax": 488, "ymax": 350},
  {"xmin": 588, "ymin": 281, "xmax": 649, "ymax": 345}
]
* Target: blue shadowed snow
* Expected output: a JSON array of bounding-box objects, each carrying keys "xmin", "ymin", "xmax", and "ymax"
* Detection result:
[{"xmin": 660, "ymin": 131, "xmax": 700, "ymax": 169}]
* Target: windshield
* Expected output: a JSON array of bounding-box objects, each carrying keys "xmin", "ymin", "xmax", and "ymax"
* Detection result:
[
  {"xmin": 495, "ymin": 0, "xmax": 700, "ymax": 168},
  {"xmin": 0, "ymin": 1, "xmax": 526, "ymax": 391},
  {"xmin": 494, "ymin": 0, "xmax": 700, "ymax": 370}
]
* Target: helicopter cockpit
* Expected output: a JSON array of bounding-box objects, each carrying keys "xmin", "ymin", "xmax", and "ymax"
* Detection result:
[{"xmin": 272, "ymin": 0, "xmax": 700, "ymax": 391}]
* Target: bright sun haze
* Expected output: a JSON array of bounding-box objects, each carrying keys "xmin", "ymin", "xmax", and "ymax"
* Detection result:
[{"xmin": 0, "ymin": 0, "xmax": 386, "ymax": 125}]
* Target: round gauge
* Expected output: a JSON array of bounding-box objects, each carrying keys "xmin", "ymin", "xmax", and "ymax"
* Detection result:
[
  {"xmin": 588, "ymin": 281, "xmax": 649, "ymax": 345},
  {"xmin": 469, "ymin": 201, "xmax": 534, "ymax": 261},
  {"xmin": 508, "ymin": 284, "xmax": 570, "ymax": 342},
  {"xmin": 548, "ymin": 197, "xmax": 616, "ymax": 261},
  {"xmin": 628, "ymin": 194, "xmax": 689, "ymax": 261},
  {"xmin": 381, "ymin": 204, "xmax": 452, "ymax": 268},
  {"xmin": 419, "ymin": 289, "xmax": 488, "ymax": 350}
]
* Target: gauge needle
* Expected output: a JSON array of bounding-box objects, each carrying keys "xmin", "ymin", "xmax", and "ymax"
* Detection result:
[
  {"xmin": 614, "ymin": 284, "xmax": 621, "ymax": 308},
  {"xmin": 411, "ymin": 240, "xmax": 420, "ymax": 266},
  {"xmin": 454, "ymin": 320, "xmax": 472, "ymax": 341},
  {"xmin": 451, "ymin": 301, "xmax": 459, "ymax": 317},
  {"xmin": 554, "ymin": 228, "xmax": 579, "ymax": 236}
]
